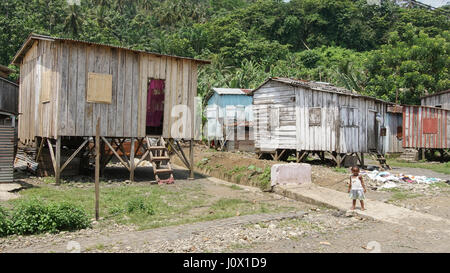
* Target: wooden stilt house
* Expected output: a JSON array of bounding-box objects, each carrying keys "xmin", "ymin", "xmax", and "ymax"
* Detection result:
[
  {"xmin": 12, "ymin": 33, "xmax": 210, "ymax": 184},
  {"xmin": 251, "ymin": 78, "xmax": 394, "ymax": 168}
]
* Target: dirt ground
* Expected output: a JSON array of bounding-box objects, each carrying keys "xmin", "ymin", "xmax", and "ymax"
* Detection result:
[
  {"xmin": 2, "ymin": 144, "xmax": 450, "ymax": 253},
  {"xmin": 173, "ymin": 145, "xmax": 450, "ymax": 221}
]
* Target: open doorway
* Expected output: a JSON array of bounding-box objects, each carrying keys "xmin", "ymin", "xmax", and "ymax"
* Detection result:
[{"xmin": 146, "ymin": 79, "xmax": 165, "ymax": 136}]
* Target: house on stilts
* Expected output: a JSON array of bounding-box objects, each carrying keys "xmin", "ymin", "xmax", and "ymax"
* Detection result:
[
  {"xmin": 12, "ymin": 33, "xmax": 210, "ymax": 184},
  {"xmin": 251, "ymin": 77, "xmax": 399, "ymax": 168}
]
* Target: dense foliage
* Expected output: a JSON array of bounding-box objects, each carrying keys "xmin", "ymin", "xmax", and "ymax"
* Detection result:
[
  {"xmin": 0, "ymin": 199, "xmax": 91, "ymax": 236},
  {"xmin": 0, "ymin": 0, "xmax": 448, "ymax": 104}
]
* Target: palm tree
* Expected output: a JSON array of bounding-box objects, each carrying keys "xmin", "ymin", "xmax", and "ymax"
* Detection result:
[{"xmin": 64, "ymin": 4, "xmax": 83, "ymax": 37}]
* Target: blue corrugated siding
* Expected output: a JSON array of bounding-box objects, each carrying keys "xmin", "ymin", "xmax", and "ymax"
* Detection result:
[
  {"xmin": 206, "ymin": 94, "xmax": 253, "ymax": 139},
  {"xmin": 207, "ymin": 94, "xmax": 253, "ymax": 119}
]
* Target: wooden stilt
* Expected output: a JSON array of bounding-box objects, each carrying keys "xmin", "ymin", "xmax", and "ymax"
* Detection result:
[
  {"xmin": 36, "ymin": 137, "xmax": 44, "ymax": 162},
  {"xmin": 189, "ymin": 139, "xmax": 194, "ymax": 180},
  {"xmin": 95, "ymin": 119, "xmax": 100, "ymax": 221},
  {"xmin": 60, "ymin": 139, "xmax": 89, "ymax": 172},
  {"xmin": 130, "ymin": 138, "xmax": 135, "ymax": 182},
  {"xmin": 55, "ymin": 137, "xmax": 61, "ymax": 185},
  {"xmin": 101, "ymin": 137, "xmax": 130, "ymax": 171},
  {"xmin": 336, "ymin": 153, "xmax": 342, "ymax": 168}
]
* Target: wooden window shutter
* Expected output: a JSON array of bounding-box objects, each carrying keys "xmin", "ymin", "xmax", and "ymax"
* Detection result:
[
  {"xmin": 87, "ymin": 72, "xmax": 112, "ymax": 104},
  {"xmin": 309, "ymin": 108, "xmax": 321, "ymax": 126},
  {"xmin": 40, "ymin": 71, "xmax": 52, "ymax": 103}
]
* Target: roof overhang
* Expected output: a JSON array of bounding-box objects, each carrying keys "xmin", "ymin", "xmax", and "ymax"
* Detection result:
[{"xmin": 11, "ymin": 33, "xmax": 211, "ymax": 65}]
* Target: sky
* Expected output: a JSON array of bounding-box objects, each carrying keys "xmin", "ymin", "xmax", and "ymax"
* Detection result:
[
  {"xmin": 280, "ymin": 0, "xmax": 449, "ymax": 8},
  {"xmin": 421, "ymin": 0, "xmax": 448, "ymax": 7}
]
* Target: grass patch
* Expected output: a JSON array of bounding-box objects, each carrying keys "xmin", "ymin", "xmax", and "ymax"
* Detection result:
[
  {"xmin": 229, "ymin": 184, "xmax": 243, "ymax": 190},
  {"xmin": 333, "ymin": 167, "xmax": 348, "ymax": 174},
  {"xmin": 5, "ymin": 183, "xmax": 293, "ymax": 232},
  {"xmin": 387, "ymin": 160, "xmax": 450, "ymax": 175},
  {"xmin": 383, "ymin": 188, "xmax": 422, "ymax": 202}
]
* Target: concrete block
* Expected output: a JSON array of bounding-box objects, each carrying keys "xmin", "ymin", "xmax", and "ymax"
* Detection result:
[{"xmin": 271, "ymin": 163, "xmax": 312, "ymax": 187}]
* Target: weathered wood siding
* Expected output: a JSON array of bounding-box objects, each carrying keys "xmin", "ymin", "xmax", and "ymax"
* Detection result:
[
  {"xmin": 421, "ymin": 91, "xmax": 450, "ymax": 110},
  {"xmin": 253, "ymin": 81, "xmax": 296, "ymax": 151},
  {"xmin": 18, "ymin": 40, "xmax": 199, "ymax": 142},
  {"xmin": 253, "ymin": 80, "xmax": 388, "ymax": 154},
  {"xmin": 385, "ymin": 113, "xmax": 404, "ymax": 153},
  {"xmin": 402, "ymin": 105, "xmax": 449, "ymax": 149},
  {"xmin": 0, "ymin": 77, "xmax": 18, "ymax": 114}
]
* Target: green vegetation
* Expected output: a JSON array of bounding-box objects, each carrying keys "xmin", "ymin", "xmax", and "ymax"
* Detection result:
[
  {"xmin": 258, "ymin": 166, "xmax": 272, "ymax": 191},
  {"xmin": 0, "ymin": 199, "xmax": 90, "ymax": 237},
  {"xmin": 0, "ymin": 0, "xmax": 448, "ymax": 104},
  {"xmin": 2, "ymin": 182, "xmax": 293, "ymax": 233},
  {"xmin": 382, "ymin": 188, "xmax": 422, "ymax": 201},
  {"xmin": 387, "ymin": 160, "xmax": 450, "ymax": 175},
  {"xmin": 333, "ymin": 167, "xmax": 348, "ymax": 174}
]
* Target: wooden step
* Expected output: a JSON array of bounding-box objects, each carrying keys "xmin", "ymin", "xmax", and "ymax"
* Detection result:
[
  {"xmin": 148, "ymin": 146, "xmax": 167, "ymax": 150},
  {"xmin": 152, "ymin": 156, "xmax": 170, "ymax": 161},
  {"xmin": 154, "ymin": 169, "xmax": 173, "ymax": 174}
]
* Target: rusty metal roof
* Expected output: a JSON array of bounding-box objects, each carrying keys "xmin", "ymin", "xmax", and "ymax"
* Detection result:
[
  {"xmin": 420, "ymin": 89, "xmax": 450, "ymax": 99},
  {"xmin": 11, "ymin": 33, "xmax": 211, "ymax": 65},
  {"xmin": 252, "ymin": 77, "xmax": 391, "ymax": 104}
]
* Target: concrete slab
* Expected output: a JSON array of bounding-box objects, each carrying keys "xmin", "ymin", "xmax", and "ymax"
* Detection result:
[
  {"xmin": 0, "ymin": 183, "xmax": 22, "ymax": 201},
  {"xmin": 271, "ymin": 163, "xmax": 311, "ymax": 187},
  {"xmin": 274, "ymin": 184, "xmax": 450, "ymax": 235},
  {"xmin": 0, "ymin": 183, "xmax": 22, "ymax": 192}
]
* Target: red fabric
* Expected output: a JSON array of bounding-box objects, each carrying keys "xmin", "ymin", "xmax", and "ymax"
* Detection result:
[{"xmin": 146, "ymin": 79, "xmax": 165, "ymax": 127}]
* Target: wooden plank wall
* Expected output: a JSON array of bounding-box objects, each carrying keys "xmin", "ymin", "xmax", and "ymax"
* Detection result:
[
  {"xmin": 18, "ymin": 40, "xmax": 199, "ymax": 141},
  {"xmin": 385, "ymin": 113, "xmax": 404, "ymax": 153},
  {"xmin": 253, "ymin": 81, "xmax": 296, "ymax": 151},
  {"xmin": 18, "ymin": 40, "xmax": 59, "ymax": 142},
  {"xmin": 421, "ymin": 92, "xmax": 450, "ymax": 110},
  {"xmin": 0, "ymin": 78, "xmax": 18, "ymax": 114},
  {"xmin": 403, "ymin": 105, "xmax": 449, "ymax": 149},
  {"xmin": 254, "ymin": 80, "xmax": 388, "ymax": 154}
]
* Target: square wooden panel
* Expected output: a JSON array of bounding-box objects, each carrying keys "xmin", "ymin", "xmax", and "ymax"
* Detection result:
[
  {"xmin": 423, "ymin": 118, "xmax": 438, "ymax": 134},
  {"xmin": 309, "ymin": 108, "xmax": 321, "ymax": 126},
  {"xmin": 87, "ymin": 72, "xmax": 112, "ymax": 104},
  {"xmin": 40, "ymin": 71, "xmax": 52, "ymax": 103}
]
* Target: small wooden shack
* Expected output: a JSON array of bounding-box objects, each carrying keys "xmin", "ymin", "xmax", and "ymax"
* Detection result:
[
  {"xmin": 421, "ymin": 90, "xmax": 450, "ymax": 110},
  {"xmin": 252, "ymin": 78, "xmax": 394, "ymax": 167},
  {"xmin": 402, "ymin": 105, "xmax": 449, "ymax": 150},
  {"xmin": 12, "ymin": 33, "xmax": 210, "ymax": 183},
  {"xmin": 0, "ymin": 64, "xmax": 18, "ymax": 183},
  {"xmin": 205, "ymin": 88, "xmax": 254, "ymax": 151}
]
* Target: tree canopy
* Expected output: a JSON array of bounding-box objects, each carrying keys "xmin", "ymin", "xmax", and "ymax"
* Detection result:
[{"xmin": 0, "ymin": 0, "xmax": 448, "ymax": 104}]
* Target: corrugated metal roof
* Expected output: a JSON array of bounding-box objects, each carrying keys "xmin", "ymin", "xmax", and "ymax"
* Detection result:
[
  {"xmin": 420, "ymin": 89, "xmax": 450, "ymax": 99},
  {"xmin": 252, "ymin": 77, "xmax": 391, "ymax": 104},
  {"xmin": 271, "ymin": 77, "xmax": 357, "ymax": 95},
  {"xmin": 212, "ymin": 88, "xmax": 252, "ymax": 95},
  {"xmin": 11, "ymin": 33, "xmax": 211, "ymax": 65}
]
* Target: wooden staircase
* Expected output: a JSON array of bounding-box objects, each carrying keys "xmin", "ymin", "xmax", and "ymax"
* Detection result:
[
  {"xmin": 145, "ymin": 136, "xmax": 174, "ymax": 184},
  {"xmin": 369, "ymin": 150, "xmax": 391, "ymax": 170}
]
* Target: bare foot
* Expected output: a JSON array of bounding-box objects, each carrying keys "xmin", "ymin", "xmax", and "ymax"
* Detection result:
[
  {"xmin": 351, "ymin": 207, "xmax": 356, "ymax": 210},
  {"xmin": 361, "ymin": 208, "xmax": 366, "ymax": 211}
]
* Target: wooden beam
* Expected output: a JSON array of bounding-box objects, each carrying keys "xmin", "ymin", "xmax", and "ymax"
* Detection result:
[
  {"xmin": 102, "ymin": 138, "xmax": 125, "ymax": 169},
  {"xmin": 189, "ymin": 139, "xmax": 194, "ymax": 180},
  {"xmin": 130, "ymin": 138, "xmax": 135, "ymax": 182},
  {"xmin": 95, "ymin": 119, "xmax": 100, "ymax": 221},
  {"xmin": 36, "ymin": 137, "xmax": 44, "ymax": 162},
  {"xmin": 47, "ymin": 138, "xmax": 56, "ymax": 172},
  {"xmin": 55, "ymin": 137, "xmax": 61, "ymax": 185},
  {"xmin": 101, "ymin": 137, "xmax": 130, "ymax": 171},
  {"xmin": 175, "ymin": 139, "xmax": 191, "ymax": 169},
  {"xmin": 60, "ymin": 139, "xmax": 89, "ymax": 172},
  {"xmin": 167, "ymin": 140, "xmax": 190, "ymax": 169}
]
